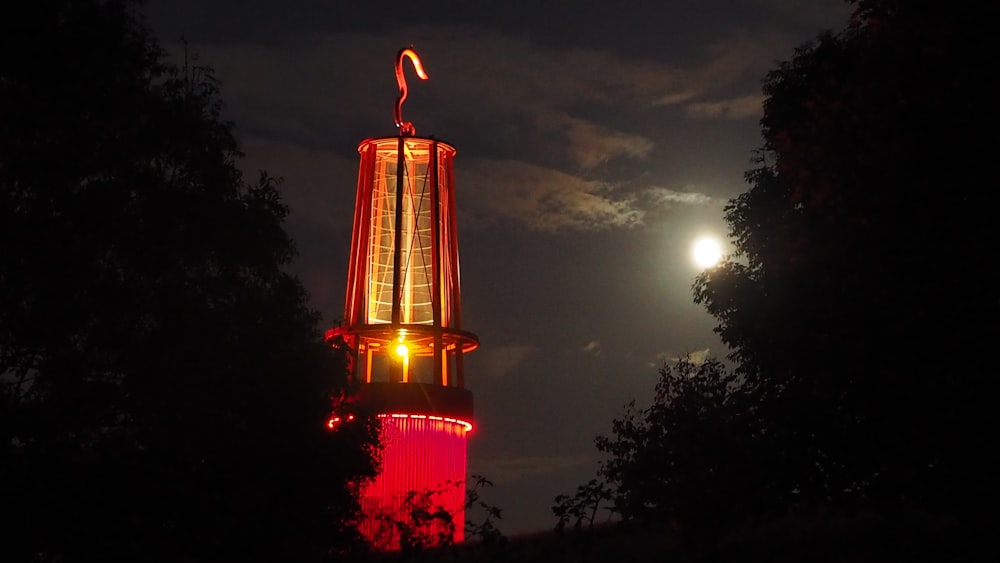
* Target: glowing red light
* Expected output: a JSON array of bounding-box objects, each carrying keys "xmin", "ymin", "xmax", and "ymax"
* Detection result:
[
  {"xmin": 359, "ymin": 413, "xmax": 470, "ymax": 549},
  {"xmin": 326, "ymin": 413, "xmax": 360, "ymax": 431},
  {"xmin": 381, "ymin": 412, "xmax": 472, "ymax": 432}
]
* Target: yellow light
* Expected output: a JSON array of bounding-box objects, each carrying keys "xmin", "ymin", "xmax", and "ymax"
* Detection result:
[{"xmin": 395, "ymin": 343, "xmax": 409, "ymax": 357}]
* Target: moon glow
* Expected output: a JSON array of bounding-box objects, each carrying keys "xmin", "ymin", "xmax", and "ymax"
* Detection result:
[{"xmin": 692, "ymin": 237, "xmax": 722, "ymax": 268}]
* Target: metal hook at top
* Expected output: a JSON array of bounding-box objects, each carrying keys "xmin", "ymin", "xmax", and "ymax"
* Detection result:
[{"xmin": 394, "ymin": 47, "xmax": 428, "ymax": 136}]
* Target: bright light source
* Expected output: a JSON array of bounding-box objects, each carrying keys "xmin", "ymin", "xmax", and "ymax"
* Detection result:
[
  {"xmin": 692, "ymin": 237, "xmax": 723, "ymax": 268},
  {"xmin": 395, "ymin": 343, "xmax": 409, "ymax": 357}
]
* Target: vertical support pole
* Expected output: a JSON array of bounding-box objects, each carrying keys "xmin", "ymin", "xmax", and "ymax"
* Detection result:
[
  {"xmin": 430, "ymin": 141, "xmax": 444, "ymax": 386},
  {"xmin": 392, "ymin": 137, "xmax": 406, "ymax": 384},
  {"xmin": 445, "ymin": 157, "xmax": 466, "ymax": 388},
  {"xmin": 392, "ymin": 136, "xmax": 405, "ymax": 327}
]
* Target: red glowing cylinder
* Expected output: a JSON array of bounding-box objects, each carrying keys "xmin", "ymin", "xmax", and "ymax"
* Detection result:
[
  {"xmin": 332, "ymin": 133, "xmax": 478, "ymax": 549},
  {"xmin": 361, "ymin": 413, "xmax": 471, "ymax": 549}
]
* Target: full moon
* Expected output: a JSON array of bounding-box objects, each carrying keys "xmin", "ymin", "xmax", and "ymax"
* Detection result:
[{"xmin": 692, "ymin": 237, "xmax": 722, "ymax": 268}]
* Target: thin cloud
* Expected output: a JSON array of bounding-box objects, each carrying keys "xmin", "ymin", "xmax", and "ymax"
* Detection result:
[
  {"xmin": 652, "ymin": 90, "xmax": 700, "ymax": 106},
  {"xmin": 648, "ymin": 351, "xmax": 671, "ymax": 369},
  {"xmin": 458, "ymin": 167, "xmax": 714, "ymax": 232},
  {"xmin": 535, "ymin": 112, "xmax": 654, "ymax": 171},
  {"xmin": 671, "ymin": 348, "xmax": 712, "ymax": 365},
  {"xmin": 480, "ymin": 345, "xmax": 540, "ymax": 379},
  {"xmin": 685, "ymin": 94, "xmax": 763, "ymax": 120},
  {"xmin": 566, "ymin": 119, "xmax": 654, "ymax": 170},
  {"xmin": 470, "ymin": 455, "xmax": 586, "ymax": 484},
  {"xmin": 641, "ymin": 186, "xmax": 713, "ymax": 206},
  {"xmin": 460, "ymin": 158, "xmax": 642, "ymax": 232},
  {"xmin": 581, "ymin": 340, "xmax": 602, "ymax": 356},
  {"xmin": 647, "ymin": 348, "xmax": 712, "ymax": 368}
]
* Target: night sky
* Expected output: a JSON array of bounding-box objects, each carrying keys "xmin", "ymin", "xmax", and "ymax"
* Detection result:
[{"xmin": 146, "ymin": 0, "xmax": 852, "ymax": 535}]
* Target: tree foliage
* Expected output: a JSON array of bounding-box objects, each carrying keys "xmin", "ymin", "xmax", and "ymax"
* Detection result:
[
  {"xmin": 594, "ymin": 359, "xmax": 763, "ymax": 549},
  {"xmin": 693, "ymin": 0, "xmax": 995, "ymax": 522},
  {"xmin": 0, "ymin": 1, "xmax": 376, "ymax": 561},
  {"xmin": 551, "ymin": 358, "xmax": 767, "ymax": 559},
  {"xmin": 382, "ymin": 484, "xmax": 460, "ymax": 554},
  {"xmin": 464, "ymin": 475, "xmax": 507, "ymax": 549},
  {"xmin": 372, "ymin": 475, "xmax": 505, "ymax": 555},
  {"xmin": 552, "ymin": 478, "xmax": 614, "ymax": 533}
]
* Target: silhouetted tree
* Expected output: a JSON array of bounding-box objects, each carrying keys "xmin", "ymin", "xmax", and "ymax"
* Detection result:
[
  {"xmin": 381, "ymin": 484, "xmax": 459, "ymax": 554},
  {"xmin": 0, "ymin": 2, "xmax": 376, "ymax": 561},
  {"xmin": 693, "ymin": 0, "xmax": 995, "ymax": 533},
  {"xmin": 593, "ymin": 358, "xmax": 763, "ymax": 559},
  {"xmin": 465, "ymin": 475, "xmax": 506, "ymax": 550},
  {"xmin": 374, "ymin": 475, "xmax": 506, "ymax": 555},
  {"xmin": 552, "ymin": 478, "xmax": 614, "ymax": 533}
]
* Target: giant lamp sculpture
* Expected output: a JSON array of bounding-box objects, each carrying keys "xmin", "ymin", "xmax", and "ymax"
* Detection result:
[{"xmin": 327, "ymin": 47, "xmax": 478, "ymax": 549}]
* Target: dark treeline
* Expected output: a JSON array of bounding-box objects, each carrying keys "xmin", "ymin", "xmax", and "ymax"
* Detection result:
[
  {"xmin": 557, "ymin": 1, "xmax": 997, "ymax": 561},
  {"xmin": 1, "ymin": 1, "xmax": 378, "ymax": 562}
]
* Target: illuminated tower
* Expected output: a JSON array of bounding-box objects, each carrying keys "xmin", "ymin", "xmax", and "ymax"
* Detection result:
[{"xmin": 327, "ymin": 47, "xmax": 478, "ymax": 549}]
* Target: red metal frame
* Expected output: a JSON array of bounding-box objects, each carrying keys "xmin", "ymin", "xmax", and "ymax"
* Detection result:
[
  {"xmin": 332, "ymin": 47, "xmax": 478, "ymax": 551},
  {"xmin": 342, "ymin": 136, "xmax": 477, "ymax": 387},
  {"xmin": 334, "ymin": 135, "xmax": 477, "ymax": 550}
]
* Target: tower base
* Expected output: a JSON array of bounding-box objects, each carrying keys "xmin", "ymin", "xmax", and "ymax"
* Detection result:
[{"xmin": 357, "ymin": 384, "xmax": 473, "ymax": 550}]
